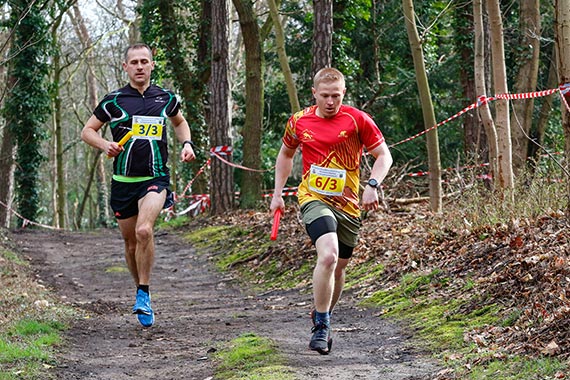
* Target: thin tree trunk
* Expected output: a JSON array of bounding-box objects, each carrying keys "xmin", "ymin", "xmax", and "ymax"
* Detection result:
[
  {"xmin": 487, "ymin": 0, "xmax": 514, "ymax": 194},
  {"xmin": 402, "ymin": 0, "xmax": 442, "ymax": 213},
  {"xmin": 0, "ymin": 76, "xmax": 16, "ymax": 228},
  {"xmin": 474, "ymin": 0, "xmax": 499, "ymax": 186},
  {"xmin": 51, "ymin": 11, "xmax": 65, "ymax": 229},
  {"xmin": 510, "ymin": 0, "xmax": 541, "ymax": 172},
  {"xmin": 268, "ymin": 0, "xmax": 300, "ymax": 113},
  {"xmin": 210, "ymin": 0, "xmax": 234, "ymax": 214},
  {"xmin": 555, "ymin": 0, "xmax": 570, "ymax": 211}
]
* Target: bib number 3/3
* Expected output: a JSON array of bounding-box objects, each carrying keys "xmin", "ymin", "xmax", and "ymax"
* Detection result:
[
  {"xmin": 132, "ymin": 115, "xmax": 164, "ymax": 140},
  {"xmin": 308, "ymin": 165, "xmax": 346, "ymax": 196}
]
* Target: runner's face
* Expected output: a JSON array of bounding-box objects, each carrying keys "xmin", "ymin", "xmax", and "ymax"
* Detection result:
[
  {"xmin": 123, "ymin": 47, "xmax": 154, "ymax": 88},
  {"xmin": 312, "ymin": 80, "xmax": 346, "ymax": 118}
]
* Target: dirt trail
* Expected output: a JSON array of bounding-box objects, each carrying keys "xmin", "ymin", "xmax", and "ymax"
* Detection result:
[{"xmin": 14, "ymin": 228, "xmax": 440, "ymax": 379}]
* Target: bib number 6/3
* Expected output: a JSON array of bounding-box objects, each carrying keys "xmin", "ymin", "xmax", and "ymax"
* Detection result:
[{"xmin": 308, "ymin": 165, "xmax": 346, "ymax": 196}]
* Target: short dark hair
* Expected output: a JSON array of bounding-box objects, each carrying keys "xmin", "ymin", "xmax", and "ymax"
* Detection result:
[{"xmin": 123, "ymin": 43, "xmax": 153, "ymax": 62}]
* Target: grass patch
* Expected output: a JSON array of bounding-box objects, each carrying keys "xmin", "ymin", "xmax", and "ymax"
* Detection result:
[
  {"xmin": 214, "ymin": 333, "xmax": 296, "ymax": 380},
  {"xmin": 362, "ymin": 270, "xmax": 498, "ymax": 351},
  {"xmin": 344, "ymin": 260, "xmax": 384, "ymax": 290},
  {"xmin": 104, "ymin": 265, "xmax": 128, "ymax": 273},
  {"xmin": 0, "ymin": 247, "xmax": 75, "ymax": 380},
  {"xmin": 183, "ymin": 224, "xmax": 306, "ymax": 291},
  {"xmin": 184, "ymin": 225, "xmax": 238, "ymax": 250},
  {"xmin": 450, "ymin": 355, "xmax": 567, "ymax": 379}
]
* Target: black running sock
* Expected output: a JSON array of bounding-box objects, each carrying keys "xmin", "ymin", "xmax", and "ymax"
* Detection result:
[{"xmin": 138, "ymin": 285, "xmax": 150, "ymax": 294}]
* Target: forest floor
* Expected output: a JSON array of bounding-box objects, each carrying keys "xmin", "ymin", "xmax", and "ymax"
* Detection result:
[
  {"xmin": 9, "ymin": 198, "xmax": 570, "ymax": 379},
  {"xmin": 12, "ymin": 224, "xmax": 440, "ymax": 380}
]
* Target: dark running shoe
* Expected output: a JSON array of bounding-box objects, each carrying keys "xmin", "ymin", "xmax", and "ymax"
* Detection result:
[{"xmin": 309, "ymin": 322, "xmax": 333, "ymax": 355}]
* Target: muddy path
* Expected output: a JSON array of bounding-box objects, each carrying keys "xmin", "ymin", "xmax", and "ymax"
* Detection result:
[{"xmin": 14, "ymin": 228, "xmax": 440, "ymax": 379}]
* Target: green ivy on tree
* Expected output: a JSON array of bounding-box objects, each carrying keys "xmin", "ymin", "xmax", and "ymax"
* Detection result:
[{"xmin": 3, "ymin": 0, "xmax": 51, "ymax": 225}]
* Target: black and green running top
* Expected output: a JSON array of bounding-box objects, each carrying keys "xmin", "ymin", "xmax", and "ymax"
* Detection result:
[{"xmin": 93, "ymin": 83, "xmax": 181, "ymax": 178}]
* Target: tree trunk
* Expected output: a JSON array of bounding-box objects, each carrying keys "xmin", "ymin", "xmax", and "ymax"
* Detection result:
[
  {"xmin": 456, "ymin": 8, "xmax": 484, "ymax": 162},
  {"xmin": 402, "ymin": 0, "xmax": 442, "ymax": 213},
  {"xmin": 0, "ymin": 76, "xmax": 16, "ymax": 228},
  {"xmin": 487, "ymin": 0, "xmax": 514, "ymax": 194},
  {"xmin": 311, "ymin": 0, "xmax": 332, "ymax": 76},
  {"xmin": 232, "ymin": 0, "xmax": 264, "ymax": 209},
  {"xmin": 50, "ymin": 9, "xmax": 66, "ymax": 229},
  {"xmin": 209, "ymin": 0, "xmax": 234, "ymax": 214},
  {"xmin": 268, "ymin": 0, "xmax": 300, "ymax": 113},
  {"xmin": 510, "ymin": 0, "xmax": 541, "ymax": 172},
  {"xmin": 555, "ymin": 0, "xmax": 570, "ymax": 210},
  {"xmin": 474, "ymin": 0, "xmax": 499, "ymax": 186},
  {"xmin": 0, "ymin": 31, "xmax": 15, "ymax": 228},
  {"xmin": 5, "ymin": 0, "xmax": 51, "ymax": 224}
]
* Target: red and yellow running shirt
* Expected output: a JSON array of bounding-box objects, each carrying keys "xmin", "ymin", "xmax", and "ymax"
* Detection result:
[{"xmin": 283, "ymin": 105, "xmax": 385, "ymax": 218}]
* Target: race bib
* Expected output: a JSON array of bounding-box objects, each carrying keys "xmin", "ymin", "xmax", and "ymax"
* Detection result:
[
  {"xmin": 132, "ymin": 115, "xmax": 164, "ymax": 140},
  {"xmin": 308, "ymin": 165, "xmax": 346, "ymax": 196}
]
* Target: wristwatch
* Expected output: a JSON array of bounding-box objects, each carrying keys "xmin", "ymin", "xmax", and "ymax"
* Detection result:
[
  {"xmin": 183, "ymin": 140, "xmax": 194, "ymax": 148},
  {"xmin": 367, "ymin": 178, "xmax": 379, "ymax": 189}
]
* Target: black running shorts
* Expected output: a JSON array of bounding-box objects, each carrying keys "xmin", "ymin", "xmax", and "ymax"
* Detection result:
[{"xmin": 111, "ymin": 176, "xmax": 174, "ymax": 219}]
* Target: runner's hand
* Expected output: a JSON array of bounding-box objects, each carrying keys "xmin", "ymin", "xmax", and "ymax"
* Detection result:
[
  {"xmin": 361, "ymin": 186, "xmax": 379, "ymax": 211},
  {"xmin": 181, "ymin": 145, "xmax": 196, "ymax": 162}
]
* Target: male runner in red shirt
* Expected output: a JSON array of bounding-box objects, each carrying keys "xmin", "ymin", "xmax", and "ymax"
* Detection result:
[{"xmin": 270, "ymin": 67, "xmax": 392, "ymax": 354}]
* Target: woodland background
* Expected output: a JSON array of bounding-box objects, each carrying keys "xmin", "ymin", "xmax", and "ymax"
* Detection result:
[{"xmin": 1, "ymin": 0, "xmax": 570, "ymax": 230}]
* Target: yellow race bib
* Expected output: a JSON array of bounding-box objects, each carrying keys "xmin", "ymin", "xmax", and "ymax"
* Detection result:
[
  {"xmin": 132, "ymin": 115, "xmax": 164, "ymax": 140},
  {"xmin": 308, "ymin": 165, "xmax": 346, "ymax": 196}
]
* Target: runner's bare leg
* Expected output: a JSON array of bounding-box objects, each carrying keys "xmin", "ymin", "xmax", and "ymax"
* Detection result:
[
  {"xmin": 117, "ymin": 190, "xmax": 166, "ymax": 286},
  {"xmin": 313, "ymin": 233, "xmax": 339, "ymax": 313}
]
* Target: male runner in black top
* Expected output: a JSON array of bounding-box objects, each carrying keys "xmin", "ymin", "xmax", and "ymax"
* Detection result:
[{"xmin": 81, "ymin": 43, "xmax": 196, "ymax": 327}]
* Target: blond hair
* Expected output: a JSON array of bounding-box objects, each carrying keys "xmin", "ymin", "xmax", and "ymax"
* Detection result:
[{"xmin": 313, "ymin": 67, "xmax": 345, "ymax": 89}]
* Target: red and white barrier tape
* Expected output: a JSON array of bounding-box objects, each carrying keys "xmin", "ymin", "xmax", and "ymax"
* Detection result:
[
  {"xmin": 210, "ymin": 148, "xmax": 272, "ymax": 173},
  {"xmin": 0, "ymin": 200, "xmax": 60, "ymax": 230},
  {"xmin": 390, "ymin": 83, "xmax": 570, "ymax": 148}
]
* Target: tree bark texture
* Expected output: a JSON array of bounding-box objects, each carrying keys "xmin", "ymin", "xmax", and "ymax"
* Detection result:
[
  {"xmin": 209, "ymin": 0, "xmax": 234, "ymax": 214},
  {"xmin": 311, "ymin": 0, "xmax": 332, "ymax": 76},
  {"xmin": 232, "ymin": 0, "xmax": 264, "ymax": 209},
  {"xmin": 0, "ymin": 77, "xmax": 16, "ymax": 228}
]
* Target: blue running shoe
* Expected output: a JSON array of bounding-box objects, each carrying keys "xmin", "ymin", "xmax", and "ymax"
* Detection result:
[{"xmin": 132, "ymin": 289, "xmax": 154, "ymax": 327}]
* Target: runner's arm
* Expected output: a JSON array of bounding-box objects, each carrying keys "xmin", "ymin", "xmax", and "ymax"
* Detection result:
[
  {"xmin": 270, "ymin": 144, "xmax": 296, "ymax": 215},
  {"xmin": 169, "ymin": 111, "xmax": 195, "ymax": 162},
  {"xmin": 81, "ymin": 115, "xmax": 122, "ymax": 157},
  {"xmin": 361, "ymin": 142, "xmax": 393, "ymax": 211}
]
